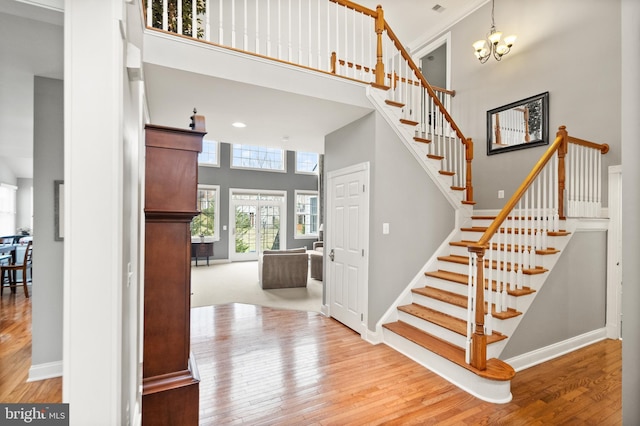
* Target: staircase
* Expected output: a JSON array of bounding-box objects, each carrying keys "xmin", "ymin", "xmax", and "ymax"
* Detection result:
[
  {"xmin": 379, "ymin": 213, "xmax": 572, "ymax": 402},
  {"xmin": 369, "ymin": 83, "xmax": 608, "ymax": 402},
  {"xmin": 144, "ymin": 0, "xmax": 610, "ymax": 404}
]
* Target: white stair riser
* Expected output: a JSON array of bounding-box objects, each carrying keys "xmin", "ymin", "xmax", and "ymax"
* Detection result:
[
  {"xmin": 411, "ymin": 293, "xmax": 467, "ymax": 320},
  {"xmin": 397, "ymin": 310, "xmax": 468, "ymax": 348},
  {"xmin": 437, "ymin": 261, "xmax": 470, "ymax": 276},
  {"xmin": 424, "ymin": 277, "xmax": 469, "ymax": 296}
]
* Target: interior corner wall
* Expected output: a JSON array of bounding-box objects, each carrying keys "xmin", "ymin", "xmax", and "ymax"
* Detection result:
[
  {"xmin": 438, "ymin": 0, "xmax": 621, "ymax": 209},
  {"xmin": 500, "ymin": 230, "xmax": 607, "ymax": 359},
  {"xmin": 325, "ymin": 111, "xmax": 454, "ymax": 329},
  {"xmin": 32, "ymin": 76, "xmax": 64, "ymax": 370}
]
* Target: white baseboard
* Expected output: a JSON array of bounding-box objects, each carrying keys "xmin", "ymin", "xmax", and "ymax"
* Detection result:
[
  {"xmin": 505, "ymin": 328, "xmax": 608, "ymax": 372},
  {"xmin": 28, "ymin": 360, "xmax": 63, "ymax": 382}
]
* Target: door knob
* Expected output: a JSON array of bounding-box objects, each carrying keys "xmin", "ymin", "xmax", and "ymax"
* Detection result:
[{"xmin": 329, "ymin": 249, "xmax": 335, "ymax": 261}]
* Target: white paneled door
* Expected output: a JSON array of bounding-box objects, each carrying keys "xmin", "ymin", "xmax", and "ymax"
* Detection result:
[{"xmin": 327, "ymin": 163, "xmax": 369, "ymax": 334}]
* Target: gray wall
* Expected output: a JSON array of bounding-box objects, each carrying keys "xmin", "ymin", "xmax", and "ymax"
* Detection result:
[
  {"xmin": 501, "ymin": 230, "xmax": 607, "ymax": 359},
  {"xmin": 325, "ymin": 111, "xmax": 454, "ymax": 329},
  {"xmin": 430, "ymin": 0, "xmax": 621, "ymax": 209},
  {"xmin": 198, "ymin": 142, "xmax": 319, "ymax": 259},
  {"xmin": 32, "ymin": 76, "xmax": 63, "ymax": 367},
  {"xmin": 16, "ymin": 178, "xmax": 32, "ymax": 231},
  {"xmin": 621, "ymin": 0, "xmax": 640, "ymax": 422}
]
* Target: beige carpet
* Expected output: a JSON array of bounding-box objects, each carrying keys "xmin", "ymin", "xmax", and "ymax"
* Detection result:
[{"xmin": 190, "ymin": 261, "xmax": 324, "ymax": 312}]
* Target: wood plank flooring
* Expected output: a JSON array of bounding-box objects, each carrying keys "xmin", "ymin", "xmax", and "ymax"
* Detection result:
[
  {"xmin": 192, "ymin": 303, "xmax": 621, "ymax": 425},
  {"xmin": 1, "ymin": 294, "xmax": 622, "ymax": 425},
  {"xmin": 0, "ymin": 292, "xmax": 62, "ymax": 403}
]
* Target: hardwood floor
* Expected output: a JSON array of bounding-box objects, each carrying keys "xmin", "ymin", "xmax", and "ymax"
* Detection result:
[
  {"xmin": 1, "ymin": 295, "xmax": 621, "ymax": 425},
  {"xmin": 0, "ymin": 291, "xmax": 61, "ymax": 403},
  {"xmin": 192, "ymin": 303, "xmax": 621, "ymax": 426}
]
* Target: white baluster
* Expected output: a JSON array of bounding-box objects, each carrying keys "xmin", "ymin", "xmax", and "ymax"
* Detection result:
[
  {"xmin": 205, "ymin": 0, "xmax": 211, "ymax": 41},
  {"xmin": 287, "ymin": 0, "xmax": 292, "ymax": 62},
  {"xmin": 466, "ymin": 252, "xmax": 475, "ymax": 365},
  {"xmin": 308, "ymin": 0, "xmax": 312, "ymax": 67},
  {"xmin": 488, "ymin": 236, "xmax": 494, "ymax": 321},
  {"xmin": 243, "ymin": 0, "xmax": 248, "ymax": 50},
  {"xmin": 177, "ymin": 0, "xmax": 183, "ymax": 34},
  {"xmin": 162, "ymin": 0, "xmax": 168, "ymax": 30},
  {"xmin": 219, "ymin": 0, "xmax": 224, "ymax": 45},
  {"xmin": 190, "ymin": 0, "xmax": 196, "ymax": 38},
  {"xmin": 146, "ymin": 1, "xmax": 152, "ymax": 28},
  {"xmin": 230, "ymin": 0, "xmax": 236, "ymax": 48}
]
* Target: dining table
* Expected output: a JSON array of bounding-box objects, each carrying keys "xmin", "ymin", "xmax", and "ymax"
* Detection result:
[{"xmin": 0, "ymin": 244, "xmax": 17, "ymax": 265}]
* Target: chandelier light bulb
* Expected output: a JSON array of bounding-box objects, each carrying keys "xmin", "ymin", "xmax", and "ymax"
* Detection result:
[
  {"xmin": 504, "ymin": 35, "xmax": 517, "ymax": 47},
  {"xmin": 488, "ymin": 31, "xmax": 502, "ymax": 45}
]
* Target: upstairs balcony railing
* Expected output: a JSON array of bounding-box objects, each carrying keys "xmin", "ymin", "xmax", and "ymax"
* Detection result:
[{"xmin": 143, "ymin": 0, "xmax": 473, "ymax": 203}]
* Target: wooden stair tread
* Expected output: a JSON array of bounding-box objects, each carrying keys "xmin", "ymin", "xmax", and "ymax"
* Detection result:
[
  {"xmin": 397, "ymin": 304, "xmax": 507, "ymax": 344},
  {"xmin": 414, "ymin": 136, "xmax": 431, "ymax": 144},
  {"xmin": 411, "ymin": 287, "xmax": 522, "ymax": 320},
  {"xmin": 424, "ymin": 270, "xmax": 536, "ymax": 296},
  {"xmin": 461, "ymin": 226, "xmax": 570, "ymax": 237},
  {"xmin": 427, "ymin": 154, "xmax": 444, "ymax": 160},
  {"xmin": 437, "ymin": 254, "xmax": 548, "ymax": 274},
  {"xmin": 385, "ymin": 99, "xmax": 404, "ymax": 108},
  {"xmin": 400, "ymin": 118, "xmax": 419, "ymax": 126},
  {"xmin": 450, "ymin": 240, "xmax": 560, "ymax": 255},
  {"xmin": 439, "ymin": 170, "xmax": 455, "ymax": 176},
  {"xmin": 383, "ymin": 321, "xmax": 515, "ymax": 381},
  {"xmin": 412, "ymin": 287, "xmax": 467, "ymax": 308}
]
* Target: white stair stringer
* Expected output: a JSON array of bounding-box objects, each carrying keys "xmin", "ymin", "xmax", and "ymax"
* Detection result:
[
  {"xmin": 382, "ymin": 326, "xmax": 513, "ymax": 403},
  {"xmin": 366, "ymin": 86, "xmax": 464, "ymax": 209}
]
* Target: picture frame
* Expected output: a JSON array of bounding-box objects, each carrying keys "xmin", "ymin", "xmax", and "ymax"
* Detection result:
[{"xmin": 487, "ymin": 92, "xmax": 549, "ymax": 155}]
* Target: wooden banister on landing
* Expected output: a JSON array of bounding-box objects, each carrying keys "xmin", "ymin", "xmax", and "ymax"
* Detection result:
[{"xmin": 466, "ymin": 125, "xmax": 609, "ymax": 371}]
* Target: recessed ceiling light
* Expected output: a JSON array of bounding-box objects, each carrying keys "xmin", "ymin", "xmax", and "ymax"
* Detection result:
[
  {"xmin": 232, "ymin": 122, "xmax": 246, "ymax": 128},
  {"xmin": 432, "ymin": 4, "xmax": 444, "ymax": 12}
]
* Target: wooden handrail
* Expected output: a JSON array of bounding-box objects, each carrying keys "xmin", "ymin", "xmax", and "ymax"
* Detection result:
[
  {"xmin": 382, "ymin": 22, "xmax": 468, "ymax": 145},
  {"xmin": 567, "ymin": 136, "xmax": 610, "ymax": 154},
  {"xmin": 329, "ymin": 0, "xmax": 377, "ymax": 17},
  {"xmin": 473, "ymin": 132, "xmax": 565, "ymax": 249}
]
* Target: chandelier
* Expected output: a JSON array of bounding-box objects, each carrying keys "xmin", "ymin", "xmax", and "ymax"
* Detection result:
[{"xmin": 472, "ymin": 0, "xmax": 516, "ymax": 63}]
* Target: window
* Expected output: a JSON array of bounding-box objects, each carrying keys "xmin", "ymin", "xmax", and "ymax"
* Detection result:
[
  {"xmin": 0, "ymin": 183, "xmax": 17, "ymax": 235},
  {"xmin": 231, "ymin": 144, "xmax": 285, "ymax": 171},
  {"xmin": 191, "ymin": 185, "xmax": 220, "ymax": 239},
  {"xmin": 296, "ymin": 152, "xmax": 319, "ymax": 174},
  {"xmin": 198, "ymin": 140, "xmax": 219, "ymax": 166},
  {"xmin": 295, "ymin": 191, "xmax": 318, "ymax": 238}
]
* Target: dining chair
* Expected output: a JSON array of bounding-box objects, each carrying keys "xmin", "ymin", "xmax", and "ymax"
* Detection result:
[{"xmin": 1, "ymin": 241, "xmax": 33, "ymax": 298}]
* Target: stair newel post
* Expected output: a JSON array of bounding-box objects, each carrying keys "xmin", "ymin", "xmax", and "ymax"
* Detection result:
[
  {"xmin": 468, "ymin": 243, "xmax": 487, "ymax": 371},
  {"xmin": 374, "ymin": 5, "xmax": 385, "ymax": 87},
  {"xmin": 557, "ymin": 125, "xmax": 568, "ymax": 219},
  {"xmin": 465, "ymin": 138, "xmax": 474, "ymax": 203}
]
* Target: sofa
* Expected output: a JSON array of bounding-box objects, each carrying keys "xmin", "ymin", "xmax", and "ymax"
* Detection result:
[
  {"xmin": 259, "ymin": 248, "xmax": 308, "ymax": 289},
  {"xmin": 309, "ymin": 241, "xmax": 323, "ymax": 281}
]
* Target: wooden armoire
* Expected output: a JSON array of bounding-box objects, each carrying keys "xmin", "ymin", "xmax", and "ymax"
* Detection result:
[{"xmin": 142, "ymin": 115, "xmax": 206, "ymax": 425}]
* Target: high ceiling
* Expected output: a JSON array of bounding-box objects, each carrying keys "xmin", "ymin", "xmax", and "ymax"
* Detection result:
[{"xmin": 0, "ymin": 0, "xmax": 486, "ymax": 179}]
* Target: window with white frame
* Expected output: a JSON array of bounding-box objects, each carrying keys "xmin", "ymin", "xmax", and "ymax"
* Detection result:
[
  {"xmin": 191, "ymin": 185, "xmax": 220, "ymax": 239},
  {"xmin": 0, "ymin": 183, "xmax": 17, "ymax": 236},
  {"xmin": 295, "ymin": 191, "xmax": 319, "ymax": 238},
  {"xmin": 296, "ymin": 151, "xmax": 319, "ymax": 174},
  {"xmin": 198, "ymin": 140, "xmax": 219, "ymax": 166},
  {"xmin": 231, "ymin": 144, "xmax": 285, "ymax": 171}
]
